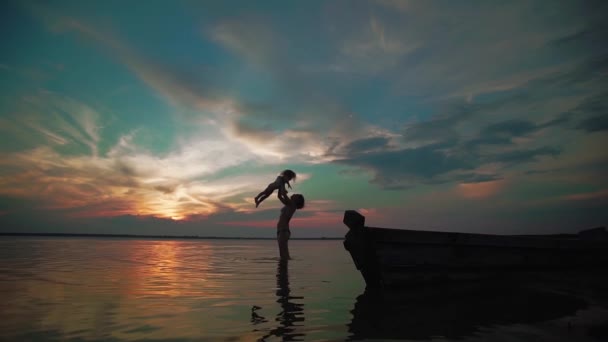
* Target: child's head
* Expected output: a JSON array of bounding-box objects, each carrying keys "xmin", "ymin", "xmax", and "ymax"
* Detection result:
[
  {"xmin": 291, "ymin": 194, "xmax": 305, "ymax": 209},
  {"xmin": 281, "ymin": 169, "xmax": 296, "ymax": 182}
]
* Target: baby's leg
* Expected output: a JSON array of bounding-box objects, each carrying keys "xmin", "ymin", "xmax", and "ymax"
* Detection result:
[
  {"xmin": 255, "ymin": 191, "xmax": 265, "ymax": 202},
  {"xmin": 256, "ymin": 193, "xmax": 270, "ymax": 207}
]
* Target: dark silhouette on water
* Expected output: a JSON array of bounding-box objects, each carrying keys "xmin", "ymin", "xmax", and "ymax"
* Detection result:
[
  {"xmin": 343, "ymin": 210, "xmax": 608, "ymax": 289},
  {"xmin": 347, "ymin": 281, "xmax": 588, "ymax": 340},
  {"xmin": 256, "ymin": 259, "xmax": 305, "ymax": 341},
  {"xmin": 276, "ymin": 194, "xmax": 305, "ymax": 260}
]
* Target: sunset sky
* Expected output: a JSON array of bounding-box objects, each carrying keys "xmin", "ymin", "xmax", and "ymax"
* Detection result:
[{"xmin": 1, "ymin": 0, "xmax": 607, "ymax": 237}]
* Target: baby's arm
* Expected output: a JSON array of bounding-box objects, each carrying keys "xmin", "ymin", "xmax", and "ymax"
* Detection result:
[{"xmin": 277, "ymin": 184, "xmax": 287, "ymax": 197}]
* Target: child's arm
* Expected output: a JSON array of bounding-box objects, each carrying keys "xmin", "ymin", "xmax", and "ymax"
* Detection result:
[
  {"xmin": 285, "ymin": 181, "xmax": 292, "ymax": 189},
  {"xmin": 278, "ymin": 192, "xmax": 291, "ymax": 206}
]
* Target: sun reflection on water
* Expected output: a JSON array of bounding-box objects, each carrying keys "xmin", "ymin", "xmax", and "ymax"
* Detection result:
[
  {"xmin": 0, "ymin": 238, "xmax": 366, "ymax": 341},
  {"xmin": 123, "ymin": 240, "xmax": 214, "ymax": 298}
]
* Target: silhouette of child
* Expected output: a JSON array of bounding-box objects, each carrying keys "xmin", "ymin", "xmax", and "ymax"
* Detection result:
[{"xmin": 255, "ymin": 169, "xmax": 296, "ymax": 208}]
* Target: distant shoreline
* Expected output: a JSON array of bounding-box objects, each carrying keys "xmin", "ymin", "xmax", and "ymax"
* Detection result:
[{"xmin": 0, "ymin": 232, "xmax": 344, "ymax": 240}]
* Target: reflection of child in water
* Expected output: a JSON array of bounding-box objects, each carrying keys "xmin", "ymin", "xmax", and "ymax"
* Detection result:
[{"xmin": 255, "ymin": 169, "xmax": 296, "ymax": 208}]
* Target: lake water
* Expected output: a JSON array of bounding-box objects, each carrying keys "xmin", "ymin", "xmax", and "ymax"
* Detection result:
[{"xmin": 1, "ymin": 237, "xmax": 607, "ymax": 342}]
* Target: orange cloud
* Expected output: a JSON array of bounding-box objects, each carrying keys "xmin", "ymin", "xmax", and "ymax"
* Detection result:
[
  {"xmin": 561, "ymin": 189, "xmax": 608, "ymax": 201},
  {"xmin": 457, "ymin": 180, "xmax": 505, "ymax": 199}
]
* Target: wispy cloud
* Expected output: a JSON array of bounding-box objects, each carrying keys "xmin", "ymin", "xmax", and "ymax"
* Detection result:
[
  {"xmin": 0, "ymin": 134, "xmax": 263, "ymax": 220},
  {"xmin": 337, "ymin": 15, "xmax": 419, "ymax": 74},
  {"xmin": 561, "ymin": 189, "xmax": 608, "ymax": 201},
  {"xmin": 210, "ymin": 16, "xmax": 284, "ymax": 68},
  {"xmin": 0, "ymin": 92, "xmax": 286, "ymax": 220},
  {"xmin": 208, "ymin": 15, "xmax": 399, "ymax": 162},
  {"xmin": 55, "ymin": 19, "xmax": 226, "ymax": 114},
  {"xmin": 457, "ymin": 180, "xmax": 506, "ymax": 199},
  {"xmin": 1, "ymin": 91, "xmax": 101, "ymax": 155}
]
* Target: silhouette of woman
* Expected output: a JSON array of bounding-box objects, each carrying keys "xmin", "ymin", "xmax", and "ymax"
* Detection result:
[{"xmin": 276, "ymin": 194, "xmax": 305, "ymax": 260}]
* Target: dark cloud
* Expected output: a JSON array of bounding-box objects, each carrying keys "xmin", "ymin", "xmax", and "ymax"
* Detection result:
[
  {"xmin": 539, "ymin": 112, "xmax": 573, "ymax": 128},
  {"xmin": 465, "ymin": 120, "xmax": 538, "ymax": 147},
  {"xmin": 401, "ymin": 92, "xmax": 546, "ymax": 146},
  {"xmin": 341, "ymin": 136, "xmax": 390, "ymax": 154},
  {"xmin": 229, "ymin": 119, "xmax": 276, "ymax": 142},
  {"xmin": 402, "ymin": 101, "xmax": 476, "ymax": 143},
  {"xmin": 550, "ymin": 1, "xmax": 608, "ymax": 51},
  {"xmin": 465, "ymin": 115, "xmax": 572, "ymax": 150},
  {"xmin": 333, "ymin": 143, "xmax": 475, "ymax": 188},
  {"xmin": 525, "ymin": 158, "xmax": 608, "ymax": 182},
  {"xmin": 561, "ymin": 90, "xmax": 608, "ymax": 132},
  {"xmin": 457, "ymin": 173, "xmax": 503, "ymax": 184},
  {"xmin": 485, "ymin": 146, "xmax": 561, "ymax": 165},
  {"xmin": 575, "ymin": 93, "xmax": 608, "ymax": 117},
  {"xmin": 154, "ymin": 185, "xmax": 177, "ymax": 194},
  {"xmin": 333, "ymin": 139, "xmax": 561, "ymax": 189},
  {"xmin": 524, "ymin": 168, "xmax": 565, "ymax": 175},
  {"xmin": 484, "ymin": 120, "xmax": 537, "ymax": 136},
  {"xmin": 355, "ymin": 48, "xmax": 608, "ymax": 190},
  {"xmin": 395, "ymin": 53, "xmax": 607, "ymax": 177},
  {"xmin": 334, "ymin": 93, "xmax": 570, "ymax": 189},
  {"xmin": 577, "ymin": 115, "xmax": 608, "ymax": 132},
  {"xmin": 525, "ymin": 55, "xmax": 608, "ymax": 97},
  {"xmin": 115, "ymin": 159, "xmax": 138, "ymax": 177}
]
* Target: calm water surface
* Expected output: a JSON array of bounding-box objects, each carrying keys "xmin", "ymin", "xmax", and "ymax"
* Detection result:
[{"xmin": 1, "ymin": 237, "xmax": 607, "ymax": 342}]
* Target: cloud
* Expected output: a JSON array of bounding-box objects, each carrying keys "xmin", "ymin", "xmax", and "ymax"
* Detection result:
[
  {"xmin": 1, "ymin": 91, "xmax": 101, "ymax": 155},
  {"xmin": 337, "ymin": 15, "xmax": 419, "ymax": 74},
  {"xmin": 482, "ymin": 120, "xmax": 539, "ymax": 138},
  {"xmin": 31, "ymin": 9, "xmax": 391, "ymax": 168},
  {"xmin": 210, "ymin": 16, "xmax": 285, "ymax": 68},
  {"xmin": 330, "ymin": 91, "xmax": 574, "ymax": 189},
  {"xmin": 332, "ymin": 142, "xmax": 475, "ymax": 189},
  {"xmin": 561, "ymin": 189, "xmax": 608, "ymax": 201},
  {"xmin": 341, "ymin": 136, "xmax": 390, "ymax": 155},
  {"xmin": 0, "ymin": 90, "xmax": 331, "ymax": 226},
  {"xmin": 457, "ymin": 179, "xmax": 506, "ymax": 199},
  {"xmin": 577, "ymin": 115, "xmax": 608, "ymax": 133},
  {"xmin": 346, "ymin": 37, "xmax": 605, "ymax": 188},
  {"xmin": 323, "ymin": 0, "xmax": 607, "ymax": 104},
  {"xmin": 0, "ymin": 140, "xmax": 256, "ymax": 220},
  {"xmin": 203, "ymin": 2, "xmax": 607, "ymax": 182},
  {"xmin": 485, "ymin": 146, "xmax": 561, "ymax": 165},
  {"xmin": 28, "ymin": 4, "xmax": 236, "ymax": 120},
  {"xmin": 28, "ymin": 6, "xmax": 367, "ymax": 168},
  {"xmin": 0, "ymin": 92, "xmax": 280, "ymax": 220}
]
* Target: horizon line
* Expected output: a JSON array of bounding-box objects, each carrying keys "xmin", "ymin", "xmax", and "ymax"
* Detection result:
[{"xmin": 0, "ymin": 232, "xmax": 345, "ymax": 240}]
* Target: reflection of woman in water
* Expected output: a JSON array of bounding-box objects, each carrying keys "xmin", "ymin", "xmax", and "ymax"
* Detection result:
[
  {"xmin": 276, "ymin": 193, "xmax": 305, "ymax": 260},
  {"xmin": 256, "ymin": 259, "xmax": 305, "ymax": 341}
]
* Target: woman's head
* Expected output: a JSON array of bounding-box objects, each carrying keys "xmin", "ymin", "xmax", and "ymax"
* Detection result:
[
  {"xmin": 291, "ymin": 194, "xmax": 305, "ymax": 209},
  {"xmin": 281, "ymin": 169, "xmax": 296, "ymax": 182}
]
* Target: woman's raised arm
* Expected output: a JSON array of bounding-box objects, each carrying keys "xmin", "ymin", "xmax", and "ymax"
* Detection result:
[{"xmin": 278, "ymin": 192, "xmax": 291, "ymax": 206}]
